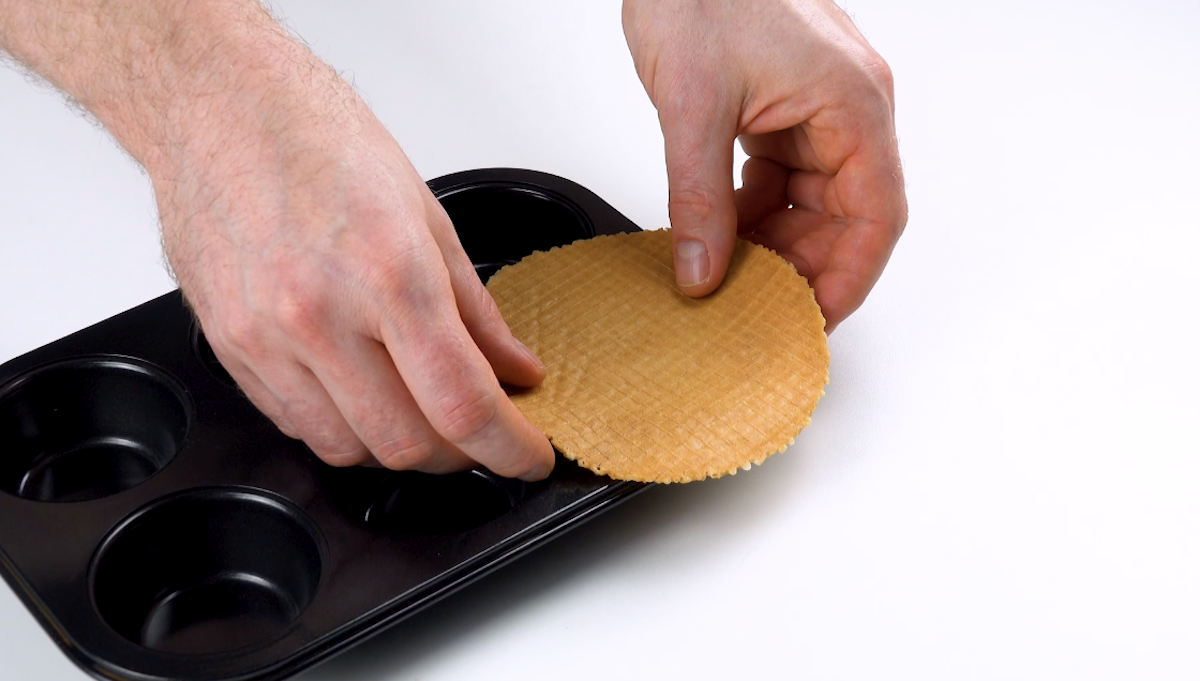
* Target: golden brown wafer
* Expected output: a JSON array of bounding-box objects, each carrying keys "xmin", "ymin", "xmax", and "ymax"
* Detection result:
[{"xmin": 486, "ymin": 229, "xmax": 828, "ymax": 483}]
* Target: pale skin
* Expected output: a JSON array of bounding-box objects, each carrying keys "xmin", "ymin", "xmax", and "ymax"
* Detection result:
[{"xmin": 0, "ymin": 0, "xmax": 905, "ymax": 480}]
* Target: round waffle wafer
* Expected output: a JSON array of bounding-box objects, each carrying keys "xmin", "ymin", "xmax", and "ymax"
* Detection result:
[{"xmin": 486, "ymin": 229, "xmax": 828, "ymax": 483}]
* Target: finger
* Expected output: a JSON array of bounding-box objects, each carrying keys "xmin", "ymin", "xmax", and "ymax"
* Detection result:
[
  {"xmin": 739, "ymin": 127, "xmax": 825, "ymax": 173},
  {"xmin": 233, "ymin": 350, "xmax": 374, "ymax": 467},
  {"xmin": 734, "ymin": 156, "xmax": 790, "ymax": 233},
  {"xmin": 381, "ymin": 272, "xmax": 555, "ymax": 481},
  {"xmin": 787, "ymin": 171, "xmax": 834, "ymax": 215},
  {"xmin": 751, "ymin": 207, "xmax": 897, "ymax": 331},
  {"xmin": 659, "ymin": 100, "xmax": 739, "ymax": 297},
  {"xmin": 304, "ymin": 333, "xmax": 476, "ymax": 474},
  {"xmin": 202, "ymin": 306, "xmax": 380, "ymax": 466},
  {"xmin": 422, "ymin": 194, "xmax": 546, "ymax": 388},
  {"xmin": 817, "ymin": 132, "xmax": 906, "ymax": 239},
  {"xmin": 203, "ymin": 337, "xmax": 302, "ymax": 439},
  {"xmin": 756, "ymin": 105, "xmax": 906, "ymax": 328},
  {"xmin": 810, "ymin": 213, "xmax": 901, "ymax": 331},
  {"xmin": 806, "ymin": 116, "xmax": 907, "ymax": 327},
  {"xmin": 744, "ymin": 208, "xmax": 836, "ymax": 281}
]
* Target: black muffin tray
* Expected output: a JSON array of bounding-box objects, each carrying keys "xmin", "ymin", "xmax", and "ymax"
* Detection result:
[{"xmin": 0, "ymin": 169, "xmax": 650, "ymax": 681}]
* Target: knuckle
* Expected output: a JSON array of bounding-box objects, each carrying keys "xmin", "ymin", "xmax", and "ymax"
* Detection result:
[
  {"xmin": 315, "ymin": 447, "xmax": 369, "ymax": 468},
  {"xmin": 864, "ymin": 57, "xmax": 895, "ymax": 96},
  {"xmin": 373, "ymin": 435, "xmax": 439, "ymax": 471},
  {"xmin": 668, "ymin": 187, "xmax": 716, "ymax": 226},
  {"xmin": 467, "ymin": 279, "xmax": 506, "ymax": 328},
  {"xmin": 654, "ymin": 65, "xmax": 719, "ymax": 120},
  {"xmin": 380, "ymin": 267, "xmax": 445, "ymax": 330},
  {"xmin": 846, "ymin": 50, "xmax": 895, "ymax": 103},
  {"xmin": 304, "ymin": 431, "xmax": 367, "ymax": 467},
  {"xmin": 360, "ymin": 265, "xmax": 402, "ymax": 302},
  {"xmin": 286, "ymin": 413, "xmax": 365, "ymax": 466},
  {"xmin": 271, "ymin": 415, "xmax": 300, "ymax": 439},
  {"xmin": 893, "ymin": 200, "xmax": 910, "ymax": 239},
  {"xmin": 272, "ymin": 277, "xmax": 329, "ymax": 343},
  {"xmin": 432, "ymin": 387, "xmax": 500, "ymax": 445},
  {"xmin": 211, "ymin": 308, "xmax": 258, "ymax": 357},
  {"xmin": 243, "ymin": 393, "xmax": 291, "ymax": 433}
]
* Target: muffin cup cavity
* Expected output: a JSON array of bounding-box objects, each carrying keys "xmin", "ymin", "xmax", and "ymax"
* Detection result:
[
  {"xmin": 191, "ymin": 326, "xmax": 238, "ymax": 388},
  {"xmin": 364, "ymin": 469, "xmax": 527, "ymax": 535},
  {"xmin": 437, "ymin": 183, "xmax": 593, "ymax": 282},
  {"xmin": 0, "ymin": 170, "xmax": 650, "ymax": 680},
  {"xmin": 91, "ymin": 488, "xmax": 323, "ymax": 656},
  {"xmin": 0, "ymin": 358, "xmax": 191, "ymax": 502}
]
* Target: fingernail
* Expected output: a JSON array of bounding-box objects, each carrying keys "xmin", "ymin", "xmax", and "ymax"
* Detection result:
[
  {"xmin": 675, "ymin": 239, "xmax": 710, "ymax": 288},
  {"xmin": 514, "ymin": 338, "xmax": 544, "ymax": 372}
]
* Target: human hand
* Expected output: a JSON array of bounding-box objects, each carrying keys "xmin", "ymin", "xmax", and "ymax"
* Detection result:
[
  {"xmin": 622, "ymin": 0, "xmax": 907, "ymax": 330},
  {"xmin": 0, "ymin": 1, "xmax": 555, "ymax": 479},
  {"xmin": 152, "ymin": 44, "xmax": 554, "ymax": 479}
]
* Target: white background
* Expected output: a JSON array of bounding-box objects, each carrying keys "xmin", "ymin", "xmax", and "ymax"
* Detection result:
[{"xmin": 2, "ymin": 1, "xmax": 1199, "ymax": 679}]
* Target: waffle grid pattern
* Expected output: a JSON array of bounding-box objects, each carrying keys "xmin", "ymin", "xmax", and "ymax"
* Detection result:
[{"xmin": 487, "ymin": 229, "xmax": 829, "ymax": 483}]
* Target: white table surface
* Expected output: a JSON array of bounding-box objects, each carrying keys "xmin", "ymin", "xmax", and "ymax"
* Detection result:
[{"xmin": 2, "ymin": 1, "xmax": 1198, "ymax": 679}]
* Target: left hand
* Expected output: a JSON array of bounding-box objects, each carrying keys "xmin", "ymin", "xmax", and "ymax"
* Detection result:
[{"xmin": 623, "ymin": 0, "xmax": 907, "ymax": 331}]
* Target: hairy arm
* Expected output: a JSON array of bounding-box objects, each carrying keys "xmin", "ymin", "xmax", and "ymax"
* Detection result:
[
  {"xmin": 1, "ymin": 1, "xmax": 294, "ymax": 172},
  {"xmin": 0, "ymin": 0, "xmax": 556, "ymax": 480}
]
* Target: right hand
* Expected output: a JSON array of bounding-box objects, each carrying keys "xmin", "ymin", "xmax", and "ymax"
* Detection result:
[{"xmin": 153, "ymin": 43, "xmax": 554, "ymax": 480}]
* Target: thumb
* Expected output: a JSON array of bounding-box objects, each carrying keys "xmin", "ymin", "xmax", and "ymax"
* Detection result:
[{"xmin": 660, "ymin": 106, "xmax": 739, "ymax": 297}]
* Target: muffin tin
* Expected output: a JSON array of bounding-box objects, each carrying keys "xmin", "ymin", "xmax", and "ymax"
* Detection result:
[{"xmin": 0, "ymin": 169, "xmax": 650, "ymax": 680}]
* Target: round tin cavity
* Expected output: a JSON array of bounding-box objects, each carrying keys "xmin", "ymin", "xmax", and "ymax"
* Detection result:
[
  {"xmin": 91, "ymin": 488, "xmax": 322, "ymax": 656},
  {"xmin": 365, "ymin": 469, "xmax": 526, "ymax": 535},
  {"xmin": 191, "ymin": 326, "xmax": 237, "ymax": 388},
  {"xmin": 437, "ymin": 183, "xmax": 593, "ymax": 283},
  {"xmin": 0, "ymin": 358, "xmax": 191, "ymax": 502}
]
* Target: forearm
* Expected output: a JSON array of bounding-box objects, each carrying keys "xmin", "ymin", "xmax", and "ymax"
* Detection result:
[{"xmin": 0, "ymin": 0, "xmax": 348, "ymax": 175}]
